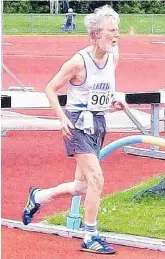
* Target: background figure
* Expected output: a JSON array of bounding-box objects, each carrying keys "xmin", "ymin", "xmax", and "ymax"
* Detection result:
[{"xmin": 62, "ymin": 8, "xmax": 76, "ymax": 32}]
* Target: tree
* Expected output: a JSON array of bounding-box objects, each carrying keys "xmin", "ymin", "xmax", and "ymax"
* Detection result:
[
  {"xmin": 3, "ymin": 0, "xmax": 165, "ymax": 14},
  {"xmin": 3, "ymin": 1, "xmax": 32, "ymax": 13}
]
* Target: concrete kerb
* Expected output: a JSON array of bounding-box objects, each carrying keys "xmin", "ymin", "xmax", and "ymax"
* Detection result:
[{"xmin": 1, "ymin": 218, "xmax": 165, "ymax": 252}]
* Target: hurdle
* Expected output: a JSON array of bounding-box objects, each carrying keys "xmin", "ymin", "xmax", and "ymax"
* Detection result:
[
  {"xmin": 124, "ymin": 91, "xmax": 165, "ymax": 159},
  {"xmin": 1, "ymin": 90, "xmax": 165, "ymax": 160}
]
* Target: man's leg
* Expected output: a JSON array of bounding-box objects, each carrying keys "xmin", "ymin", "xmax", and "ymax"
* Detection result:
[
  {"xmin": 75, "ymin": 153, "xmax": 116, "ymax": 254},
  {"xmin": 22, "ymin": 163, "xmax": 87, "ymax": 225},
  {"xmin": 75, "ymin": 153, "xmax": 104, "ymax": 228},
  {"xmin": 34, "ymin": 163, "xmax": 87, "ymax": 203}
]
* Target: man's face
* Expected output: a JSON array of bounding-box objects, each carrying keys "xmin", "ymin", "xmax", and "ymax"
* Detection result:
[{"xmin": 95, "ymin": 16, "xmax": 120, "ymax": 51}]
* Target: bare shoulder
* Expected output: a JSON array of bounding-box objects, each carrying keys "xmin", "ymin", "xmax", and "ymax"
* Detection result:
[{"xmin": 62, "ymin": 52, "xmax": 85, "ymax": 74}]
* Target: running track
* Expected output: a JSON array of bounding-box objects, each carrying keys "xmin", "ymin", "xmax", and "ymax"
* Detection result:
[{"xmin": 2, "ymin": 35, "xmax": 165, "ymax": 259}]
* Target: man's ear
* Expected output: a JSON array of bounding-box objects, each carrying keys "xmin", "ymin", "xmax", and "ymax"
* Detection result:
[{"xmin": 92, "ymin": 30, "xmax": 100, "ymax": 39}]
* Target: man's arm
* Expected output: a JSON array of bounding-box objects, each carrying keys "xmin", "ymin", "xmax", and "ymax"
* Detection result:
[
  {"xmin": 45, "ymin": 54, "xmax": 84, "ymax": 120},
  {"xmin": 45, "ymin": 54, "xmax": 84, "ymax": 138}
]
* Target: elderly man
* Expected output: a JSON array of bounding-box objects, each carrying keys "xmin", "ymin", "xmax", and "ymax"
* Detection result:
[{"xmin": 22, "ymin": 5, "xmax": 128, "ymax": 254}]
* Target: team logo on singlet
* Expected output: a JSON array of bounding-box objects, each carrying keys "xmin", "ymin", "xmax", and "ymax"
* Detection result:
[{"xmin": 92, "ymin": 82, "xmax": 111, "ymax": 91}]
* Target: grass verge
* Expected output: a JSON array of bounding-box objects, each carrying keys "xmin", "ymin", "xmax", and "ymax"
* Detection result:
[
  {"xmin": 3, "ymin": 14, "xmax": 165, "ymax": 35},
  {"xmin": 46, "ymin": 174, "xmax": 165, "ymax": 239}
]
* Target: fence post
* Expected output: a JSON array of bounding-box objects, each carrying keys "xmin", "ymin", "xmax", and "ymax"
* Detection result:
[
  {"xmin": 151, "ymin": 14, "xmax": 154, "ymax": 34},
  {"xmin": 30, "ymin": 13, "xmax": 34, "ymax": 33}
]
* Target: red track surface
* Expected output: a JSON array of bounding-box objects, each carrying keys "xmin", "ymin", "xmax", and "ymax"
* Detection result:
[
  {"xmin": 3, "ymin": 35, "xmax": 165, "ymax": 92},
  {"xmin": 2, "ymin": 228, "xmax": 165, "ymax": 259},
  {"xmin": 2, "ymin": 35, "xmax": 165, "ymax": 259}
]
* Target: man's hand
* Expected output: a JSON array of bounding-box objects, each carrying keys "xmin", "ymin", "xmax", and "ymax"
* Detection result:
[
  {"xmin": 60, "ymin": 115, "xmax": 74, "ymax": 139},
  {"xmin": 113, "ymin": 100, "xmax": 129, "ymax": 110}
]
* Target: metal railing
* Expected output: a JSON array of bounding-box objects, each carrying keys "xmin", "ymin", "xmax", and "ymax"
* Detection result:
[{"xmin": 2, "ymin": 13, "xmax": 165, "ymax": 35}]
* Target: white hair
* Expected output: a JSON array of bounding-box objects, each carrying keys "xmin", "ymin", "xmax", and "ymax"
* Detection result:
[{"xmin": 84, "ymin": 5, "xmax": 120, "ymax": 35}]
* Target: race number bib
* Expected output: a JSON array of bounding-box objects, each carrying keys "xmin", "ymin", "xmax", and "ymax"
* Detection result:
[{"xmin": 87, "ymin": 90, "xmax": 113, "ymax": 111}]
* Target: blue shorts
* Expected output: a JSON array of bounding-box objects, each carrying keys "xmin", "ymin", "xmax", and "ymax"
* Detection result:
[{"xmin": 63, "ymin": 110, "xmax": 106, "ymax": 157}]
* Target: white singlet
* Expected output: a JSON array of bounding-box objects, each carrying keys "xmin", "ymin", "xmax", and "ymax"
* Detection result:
[{"xmin": 66, "ymin": 48, "xmax": 116, "ymax": 112}]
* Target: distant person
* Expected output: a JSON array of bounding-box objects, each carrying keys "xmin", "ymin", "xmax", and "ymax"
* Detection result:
[{"xmin": 62, "ymin": 8, "xmax": 76, "ymax": 32}]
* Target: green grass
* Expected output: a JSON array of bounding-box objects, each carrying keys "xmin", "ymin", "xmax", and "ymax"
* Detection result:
[
  {"xmin": 2, "ymin": 13, "xmax": 165, "ymax": 35},
  {"xmin": 46, "ymin": 174, "xmax": 165, "ymax": 239}
]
